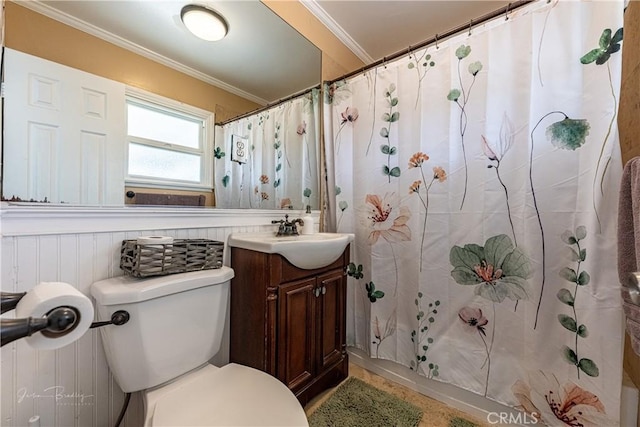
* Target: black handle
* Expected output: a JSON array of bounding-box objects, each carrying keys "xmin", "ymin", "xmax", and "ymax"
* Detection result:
[
  {"xmin": 1, "ymin": 317, "xmax": 49, "ymax": 347},
  {"xmin": 1, "ymin": 306, "xmax": 81, "ymax": 347},
  {"xmin": 1, "ymin": 292, "xmax": 27, "ymax": 314},
  {"xmin": 90, "ymin": 310, "xmax": 130, "ymax": 329}
]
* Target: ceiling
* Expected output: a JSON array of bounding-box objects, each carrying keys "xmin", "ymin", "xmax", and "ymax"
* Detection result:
[
  {"xmin": 21, "ymin": 0, "xmax": 511, "ymax": 105},
  {"xmin": 311, "ymin": 0, "xmax": 511, "ymax": 64}
]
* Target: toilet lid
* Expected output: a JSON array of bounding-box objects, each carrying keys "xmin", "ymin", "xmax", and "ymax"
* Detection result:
[{"xmin": 150, "ymin": 363, "xmax": 309, "ymax": 426}]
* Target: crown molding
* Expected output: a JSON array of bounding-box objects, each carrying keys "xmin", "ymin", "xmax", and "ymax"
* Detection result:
[
  {"xmin": 300, "ymin": 0, "xmax": 374, "ymax": 65},
  {"xmin": 18, "ymin": 1, "xmax": 268, "ymax": 106}
]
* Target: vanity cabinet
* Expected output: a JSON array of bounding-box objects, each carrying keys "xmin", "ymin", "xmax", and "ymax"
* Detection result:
[{"xmin": 229, "ymin": 246, "xmax": 349, "ymax": 406}]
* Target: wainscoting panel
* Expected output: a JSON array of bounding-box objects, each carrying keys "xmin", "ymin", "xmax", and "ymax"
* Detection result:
[{"xmin": 0, "ymin": 206, "xmax": 306, "ymax": 427}]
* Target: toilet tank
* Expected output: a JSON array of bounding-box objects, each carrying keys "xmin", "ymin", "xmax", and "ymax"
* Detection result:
[{"xmin": 91, "ymin": 267, "xmax": 234, "ymax": 393}]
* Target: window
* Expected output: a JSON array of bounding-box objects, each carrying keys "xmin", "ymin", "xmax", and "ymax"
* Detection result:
[{"xmin": 125, "ymin": 88, "xmax": 213, "ymax": 190}]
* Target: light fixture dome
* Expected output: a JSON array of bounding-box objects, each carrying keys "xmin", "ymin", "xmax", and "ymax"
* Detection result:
[{"xmin": 181, "ymin": 5, "xmax": 228, "ymax": 41}]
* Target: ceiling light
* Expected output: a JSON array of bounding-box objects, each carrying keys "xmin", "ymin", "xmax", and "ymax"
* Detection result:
[{"xmin": 181, "ymin": 5, "xmax": 228, "ymax": 41}]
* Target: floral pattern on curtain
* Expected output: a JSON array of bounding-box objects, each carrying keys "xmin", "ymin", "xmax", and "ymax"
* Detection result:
[
  {"xmin": 323, "ymin": 1, "xmax": 625, "ymax": 425},
  {"xmin": 215, "ymin": 89, "xmax": 320, "ymax": 209}
]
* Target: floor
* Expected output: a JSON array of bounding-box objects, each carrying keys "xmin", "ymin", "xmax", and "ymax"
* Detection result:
[{"xmin": 304, "ymin": 363, "xmax": 489, "ymax": 427}]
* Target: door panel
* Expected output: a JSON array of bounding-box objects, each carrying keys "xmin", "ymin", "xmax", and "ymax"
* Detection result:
[
  {"xmin": 316, "ymin": 270, "xmax": 345, "ymax": 372},
  {"xmin": 3, "ymin": 48, "xmax": 125, "ymax": 205},
  {"xmin": 277, "ymin": 278, "xmax": 316, "ymax": 391}
]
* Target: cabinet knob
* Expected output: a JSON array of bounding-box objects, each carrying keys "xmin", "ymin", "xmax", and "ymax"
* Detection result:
[{"xmin": 322, "ymin": 286, "xmax": 326, "ymax": 295}]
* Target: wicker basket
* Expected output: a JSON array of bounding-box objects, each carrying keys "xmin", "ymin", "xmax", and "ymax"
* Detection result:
[{"xmin": 120, "ymin": 239, "xmax": 224, "ymax": 278}]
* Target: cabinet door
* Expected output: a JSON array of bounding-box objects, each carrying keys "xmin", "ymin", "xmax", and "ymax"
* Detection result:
[
  {"xmin": 316, "ymin": 269, "xmax": 346, "ymax": 373},
  {"xmin": 277, "ymin": 278, "xmax": 316, "ymax": 392}
]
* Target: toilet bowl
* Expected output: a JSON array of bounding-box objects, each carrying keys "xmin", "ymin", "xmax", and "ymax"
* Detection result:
[
  {"xmin": 144, "ymin": 363, "xmax": 307, "ymax": 426},
  {"xmin": 91, "ymin": 267, "xmax": 308, "ymax": 426}
]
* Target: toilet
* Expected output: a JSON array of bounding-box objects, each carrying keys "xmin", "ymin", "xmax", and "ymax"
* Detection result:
[{"xmin": 91, "ymin": 267, "xmax": 309, "ymax": 426}]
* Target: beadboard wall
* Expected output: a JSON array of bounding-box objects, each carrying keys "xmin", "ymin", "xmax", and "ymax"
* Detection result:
[{"xmin": 0, "ymin": 205, "xmax": 319, "ymax": 427}]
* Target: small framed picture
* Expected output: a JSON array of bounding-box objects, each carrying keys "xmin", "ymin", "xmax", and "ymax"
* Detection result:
[{"xmin": 231, "ymin": 134, "xmax": 249, "ymax": 164}]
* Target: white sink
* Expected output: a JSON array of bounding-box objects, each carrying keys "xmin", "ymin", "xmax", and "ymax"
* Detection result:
[{"xmin": 228, "ymin": 232, "xmax": 354, "ymax": 269}]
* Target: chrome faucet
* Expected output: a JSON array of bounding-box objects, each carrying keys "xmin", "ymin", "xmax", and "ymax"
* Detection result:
[{"xmin": 272, "ymin": 214, "xmax": 304, "ymax": 236}]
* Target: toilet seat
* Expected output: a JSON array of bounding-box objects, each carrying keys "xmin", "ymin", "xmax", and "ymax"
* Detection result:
[{"xmin": 145, "ymin": 363, "xmax": 309, "ymax": 426}]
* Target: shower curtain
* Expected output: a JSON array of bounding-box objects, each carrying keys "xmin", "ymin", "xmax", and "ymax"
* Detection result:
[
  {"xmin": 215, "ymin": 89, "xmax": 320, "ymax": 209},
  {"xmin": 324, "ymin": 1, "xmax": 625, "ymax": 424}
]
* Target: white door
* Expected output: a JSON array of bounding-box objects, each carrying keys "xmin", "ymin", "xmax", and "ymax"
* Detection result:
[{"xmin": 3, "ymin": 48, "xmax": 125, "ymax": 205}]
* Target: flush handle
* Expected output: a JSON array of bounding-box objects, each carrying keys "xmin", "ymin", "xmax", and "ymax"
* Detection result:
[{"xmin": 89, "ymin": 310, "xmax": 130, "ymax": 329}]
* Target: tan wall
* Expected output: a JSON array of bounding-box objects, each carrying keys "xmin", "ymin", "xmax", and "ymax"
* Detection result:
[
  {"xmin": 4, "ymin": 2, "xmax": 259, "ymax": 121},
  {"xmin": 261, "ymin": 0, "xmax": 365, "ymax": 81},
  {"xmin": 620, "ymin": 1, "xmax": 640, "ymax": 164},
  {"xmin": 3, "ymin": 1, "xmax": 364, "ymax": 122},
  {"xmin": 619, "ymin": 0, "xmax": 640, "ymax": 388}
]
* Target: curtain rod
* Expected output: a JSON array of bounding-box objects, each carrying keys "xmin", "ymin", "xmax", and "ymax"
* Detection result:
[
  {"xmin": 328, "ymin": 0, "xmax": 537, "ymax": 85},
  {"xmin": 216, "ymin": 84, "xmax": 320, "ymax": 126}
]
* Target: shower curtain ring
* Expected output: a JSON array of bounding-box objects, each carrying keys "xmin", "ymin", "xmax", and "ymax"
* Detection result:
[
  {"xmin": 383, "ymin": 56, "xmax": 387, "ymax": 69},
  {"xmin": 468, "ymin": 19, "xmax": 473, "ymax": 36},
  {"xmin": 435, "ymin": 34, "xmax": 439, "ymax": 49},
  {"xmin": 505, "ymin": 2, "xmax": 511, "ymax": 20},
  {"xmin": 408, "ymin": 45, "xmax": 412, "ymax": 59}
]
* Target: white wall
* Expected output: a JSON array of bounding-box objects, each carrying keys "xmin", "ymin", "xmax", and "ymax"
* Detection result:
[{"xmin": 0, "ymin": 205, "xmax": 318, "ymax": 427}]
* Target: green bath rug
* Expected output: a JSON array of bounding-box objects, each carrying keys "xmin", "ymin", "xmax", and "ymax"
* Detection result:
[
  {"xmin": 308, "ymin": 377, "xmax": 423, "ymax": 427},
  {"xmin": 449, "ymin": 417, "xmax": 478, "ymax": 427}
]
